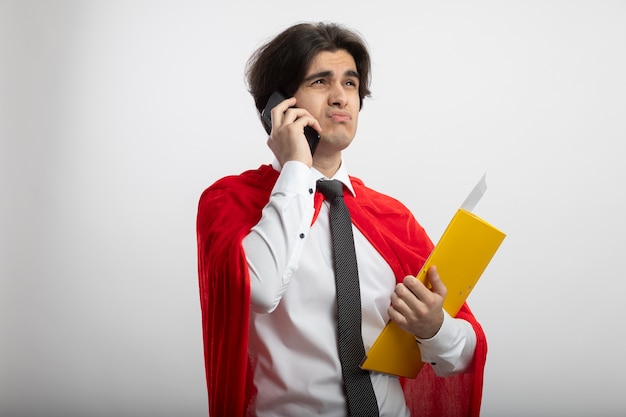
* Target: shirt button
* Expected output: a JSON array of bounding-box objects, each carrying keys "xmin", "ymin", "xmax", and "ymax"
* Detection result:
[
  {"xmin": 308, "ymin": 188, "xmax": 314, "ymax": 194},
  {"xmin": 299, "ymin": 233, "xmax": 305, "ymax": 239}
]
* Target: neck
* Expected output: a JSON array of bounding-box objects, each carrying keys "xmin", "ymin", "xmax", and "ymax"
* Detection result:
[{"xmin": 312, "ymin": 154, "xmax": 342, "ymax": 178}]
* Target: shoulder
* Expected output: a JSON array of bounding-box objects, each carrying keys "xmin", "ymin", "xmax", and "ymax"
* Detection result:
[
  {"xmin": 349, "ymin": 175, "xmax": 413, "ymax": 216},
  {"xmin": 197, "ymin": 164, "xmax": 278, "ymax": 229},
  {"xmin": 199, "ymin": 164, "xmax": 278, "ymax": 205},
  {"xmin": 348, "ymin": 175, "xmax": 434, "ymax": 263}
]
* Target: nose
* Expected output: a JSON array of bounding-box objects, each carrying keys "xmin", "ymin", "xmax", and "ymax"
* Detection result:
[{"xmin": 328, "ymin": 82, "xmax": 348, "ymax": 108}]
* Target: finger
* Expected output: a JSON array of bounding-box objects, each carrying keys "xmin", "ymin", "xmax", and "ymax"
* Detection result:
[
  {"xmin": 387, "ymin": 304, "xmax": 409, "ymax": 327},
  {"xmin": 401, "ymin": 275, "xmax": 431, "ymax": 302},
  {"xmin": 290, "ymin": 97, "xmax": 322, "ymax": 131},
  {"xmin": 284, "ymin": 107, "xmax": 322, "ymax": 133},
  {"xmin": 390, "ymin": 286, "xmax": 414, "ymax": 317},
  {"xmin": 270, "ymin": 97, "xmax": 297, "ymax": 127}
]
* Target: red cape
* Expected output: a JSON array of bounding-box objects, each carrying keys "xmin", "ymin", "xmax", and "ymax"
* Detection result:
[{"xmin": 197, "ymin": 164, "xmax": 487, "ymax": 416}]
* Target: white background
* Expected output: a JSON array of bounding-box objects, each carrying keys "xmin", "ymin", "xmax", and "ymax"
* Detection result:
[{"xmin": 2, "ymin": 1, "xmax": 625, "ymax": 416}]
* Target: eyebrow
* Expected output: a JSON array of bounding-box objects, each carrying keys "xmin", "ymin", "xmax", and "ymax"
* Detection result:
[{"xmin": 303, "ymin": 69, "xmax": 360, "ymax": 82}]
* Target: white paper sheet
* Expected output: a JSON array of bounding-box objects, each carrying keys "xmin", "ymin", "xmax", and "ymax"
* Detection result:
[{"xmin": 460, "ymin": 173, "xmax": 488, "ymax": 212}]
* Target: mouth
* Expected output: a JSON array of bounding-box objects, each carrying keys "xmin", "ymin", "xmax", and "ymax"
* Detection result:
[{"xmin": 327, "ymin": 110, "xmax": 352, "ymax": 123}]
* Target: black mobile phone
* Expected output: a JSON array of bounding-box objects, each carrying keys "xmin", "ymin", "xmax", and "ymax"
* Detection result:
[{"xmin": 261, "ymin": 90, "xmax": 320, "ymax": 155}]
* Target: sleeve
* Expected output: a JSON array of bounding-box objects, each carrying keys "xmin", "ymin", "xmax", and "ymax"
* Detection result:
[
  {"xmin": 243, "ymin": 161, "xmax": 317, "ymax": 313},
  {"xmin": 415, "ymin": 311, "xmax": 477, "ymax": 376}
]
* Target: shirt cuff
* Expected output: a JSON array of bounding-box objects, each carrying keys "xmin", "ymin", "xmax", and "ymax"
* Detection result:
[
  {"xmin": 415, "ymin": 310, "xmax": 464, "ymax": 358},
  {"xmin": 413, "ymin": 310, "xmax": 476, "ymax": 376},
  {"xmin": 272, "ymin": 161, "xmax": 316, "ymax": 198}
]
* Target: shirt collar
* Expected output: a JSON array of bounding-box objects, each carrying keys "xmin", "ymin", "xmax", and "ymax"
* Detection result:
[
  {"xmin": 270, "ymin": 158, "xmax": 356, "ymax": 197},
  {"xmin": 311, "ymin": 161, "xmax": 356, "ymax": 198}
]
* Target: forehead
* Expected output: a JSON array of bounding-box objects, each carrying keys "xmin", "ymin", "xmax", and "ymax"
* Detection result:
[{"xmin": 306, "ymin": 50, "xmax": 357, "ymax": 75}]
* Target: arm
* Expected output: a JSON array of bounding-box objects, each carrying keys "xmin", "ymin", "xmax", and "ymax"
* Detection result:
[
  {"xmin": 244, "ymin": 93, "xmax": 323, "ymax": 313},
  {"xmin": 242, "ymin": 161, "xmax": 316, "ymax": 313}
]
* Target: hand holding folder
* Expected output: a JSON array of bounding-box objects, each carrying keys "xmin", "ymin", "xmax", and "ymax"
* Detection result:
[{"xmin": 360, "ymin": 175, "xmax": 506, "ymax": 378}]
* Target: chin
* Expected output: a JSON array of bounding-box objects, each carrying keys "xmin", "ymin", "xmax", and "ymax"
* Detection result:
[
  {"xmin": 322, "ymin": 128, "xmax": 356, "ymax": 146},
  {"xmin": 320, "ymin": 138, "xmax": 354, "ymax": 153}
]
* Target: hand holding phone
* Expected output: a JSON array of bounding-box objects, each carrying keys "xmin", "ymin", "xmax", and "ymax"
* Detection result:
[{"xmin": 261, "ymin": 90, "xmax": 320, "ymax": 155}]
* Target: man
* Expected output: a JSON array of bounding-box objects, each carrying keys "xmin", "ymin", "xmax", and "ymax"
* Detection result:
[{"xmin": 197, "ymin": 22, "xmax": 487, "ymax": 416}]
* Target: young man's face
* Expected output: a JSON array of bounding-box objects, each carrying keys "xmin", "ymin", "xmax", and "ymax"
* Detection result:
[{"xmin": 293, "ymin": 49, "xmax": 361, "ymax": 153}]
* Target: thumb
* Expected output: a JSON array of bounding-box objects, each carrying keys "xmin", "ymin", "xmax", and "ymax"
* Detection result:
[{"xmin": 427, "ymin": 266, "xmax": 447, "ymax": 298}]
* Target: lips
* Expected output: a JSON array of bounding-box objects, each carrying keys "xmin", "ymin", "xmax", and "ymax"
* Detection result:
[{"xmin": 327, "ymin": 110, "xmax": 352, "ymax": 122}]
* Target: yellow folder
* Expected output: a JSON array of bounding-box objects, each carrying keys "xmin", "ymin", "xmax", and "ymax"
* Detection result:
[{"xmin": 360, "ymin": 208, "xmax": 506, "ymax": 378}]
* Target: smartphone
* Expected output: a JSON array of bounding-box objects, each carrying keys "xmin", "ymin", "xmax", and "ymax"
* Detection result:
[{"xmin": 261, "ymin": 90, "xmax": 320, "ymax": 155}]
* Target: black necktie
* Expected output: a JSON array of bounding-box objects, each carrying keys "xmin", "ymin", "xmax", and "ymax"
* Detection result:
[{"xmin": 316, "ymin": 179, "xmax": 379, "ymax": 417}]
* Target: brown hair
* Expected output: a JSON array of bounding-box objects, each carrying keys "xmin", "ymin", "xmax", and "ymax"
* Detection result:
[{"xmin": 245, "ymin": 22, "xmax": 372, "ymax": 118}]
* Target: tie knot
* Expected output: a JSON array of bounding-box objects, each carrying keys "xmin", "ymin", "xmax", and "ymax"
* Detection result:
[{"xmin": 316, "ymin": 179, "xmax": 344, "ymax": 200}]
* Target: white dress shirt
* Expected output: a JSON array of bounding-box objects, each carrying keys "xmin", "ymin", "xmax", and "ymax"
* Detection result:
[{"xmin": 243, "ymin": 160, "xmax": 476, "ymax": 417}]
